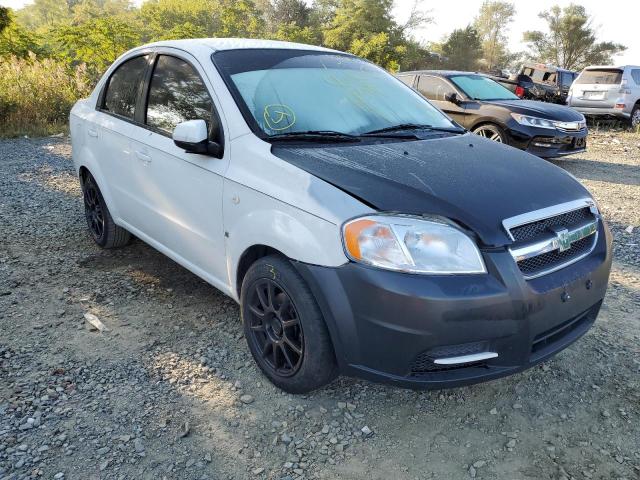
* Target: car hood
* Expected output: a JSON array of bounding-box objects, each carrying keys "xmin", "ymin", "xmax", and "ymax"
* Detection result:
[
  {"xmin": 486, "ymin": 99, "xmax": 584, "ymax": 121},
  {"xmin": 272, "ymin": 133, "xmax": 591, "ymax": 247}
]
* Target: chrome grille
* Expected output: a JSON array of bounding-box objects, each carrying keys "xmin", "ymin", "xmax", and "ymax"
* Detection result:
[
  {"xmin": 510, "ymin": 207, "xmax": 593, "ymax": 242},
  {"xmin": 504, "ymin": 200, "xmax": 599, "ymax": 279},
  {"xmin": 517, "ymin": 236, "xmax": 594, "ymax": 276}
]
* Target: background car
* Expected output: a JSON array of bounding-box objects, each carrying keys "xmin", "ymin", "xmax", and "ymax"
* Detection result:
[
  {"xmin": 489, "ymin": 63, "xmax": 578, "ymax": 105},
  {"xmin": 397, "ymin": 70, "xmax": 588, "ymax": 158},
  {"xmin": 567, "ymin": 65, "xmax": 640, "ymax": 128}
]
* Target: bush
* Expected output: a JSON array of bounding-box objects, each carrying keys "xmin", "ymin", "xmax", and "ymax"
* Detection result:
[{"xmin": 0, "ymin": 53, "xmax": 91, "ymax": 137}]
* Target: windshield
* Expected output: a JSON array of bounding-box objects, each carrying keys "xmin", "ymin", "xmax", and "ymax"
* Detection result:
[
  {"xmin": 575, "ymin": 69, "xmax": 623, "ymax": 85},
  {"xmin": 449, "ymin": 74, "xmax": 519, "ymax": 101},
  {"xmin": 212, "ymin": 49, "xmax": 455, "ymax": 137}
]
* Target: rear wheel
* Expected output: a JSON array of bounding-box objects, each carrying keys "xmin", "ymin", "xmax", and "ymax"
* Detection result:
[
  {"xmin": 472, "ymin": 123, "xmax": 507, "ymax": 143},
  {"xmin": 241, "ymin": 255, "xmax": 337, "ymax": 393},
  {"xmin": 631, "ymin": 104, "xmax": 640, "ymax": 129},
  {"xmin": 81, "ymin": 172, "xmax": 131, "ymax": 248}
]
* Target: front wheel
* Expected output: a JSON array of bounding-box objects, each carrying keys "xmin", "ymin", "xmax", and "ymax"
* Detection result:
[
  {"xmin": 472, "ymin": 123, "xmax": 507, "ymax": 143},
  {"xmin": 241, "ymin": 255, "xmax": 337, "ymax": 393}
]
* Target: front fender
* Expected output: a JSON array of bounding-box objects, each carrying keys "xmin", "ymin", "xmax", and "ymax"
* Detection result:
[{"xmin": 224, "ymin": 180, "xmax": 348, "ymax": 300}]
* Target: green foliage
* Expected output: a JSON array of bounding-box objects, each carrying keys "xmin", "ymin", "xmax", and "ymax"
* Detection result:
[
  {"xmin": 54, "ymin": 17, "xmax": 141, "ymax": 76},
  {"xmin": 0, "ymin": 54, "xmax": 92, "ymax": 137},
  {"xmin": 217, "ymin": 0, "xmax": 265, "ymax": 38},
  {"xmin": 523, "ymin": 4, "xmax": 626, "ymax": 70},
  {"xmin": 473, "ymin": 1, "xmax": 515, "ymax": 70},
  {"xmin": 0, "ymin": 10, "xmax": 46, "ymax": 58},
  {"xmin": 139, "ymin": 0, "xmax": 219, "ymax": 39},
  {"xmin": 441, "ymin": 25, "xmax": 483, "ymax": 71},
  {"xmin": 322, "ymin": 0, "xmax": 405, "ymax": 70}
]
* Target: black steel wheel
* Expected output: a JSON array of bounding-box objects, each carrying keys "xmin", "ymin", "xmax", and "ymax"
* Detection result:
[
  {"xmin": 80, "ymin": 171, "xmax": 131, "ymax": 248},
  {"xmin": 246, "ymin": 279, "xmax": 304, "ymax": 377},
  {"xmin": 241, "ymin": 255, "xmax": 338, "ymax": 393}
]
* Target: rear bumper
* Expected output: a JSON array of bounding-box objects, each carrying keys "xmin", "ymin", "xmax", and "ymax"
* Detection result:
[
  {"xmin": 571, "ymin": 106, "xmax": 631, "ymax": 119},
  {"xmin": 294, "ymin": 222, "xmax": 612, "ymax": 389}
]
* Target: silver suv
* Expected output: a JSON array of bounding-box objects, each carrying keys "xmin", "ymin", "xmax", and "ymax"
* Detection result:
[{"xmin": 567, "ymin": 65, "xmax": 640, "ymax": 128}]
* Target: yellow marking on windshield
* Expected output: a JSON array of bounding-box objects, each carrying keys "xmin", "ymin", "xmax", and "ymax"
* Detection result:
[{"xmin": 264, "ymin": 104, "xmax": 296, "ymax": 131}]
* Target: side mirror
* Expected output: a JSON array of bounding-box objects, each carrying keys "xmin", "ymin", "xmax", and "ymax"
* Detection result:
[
  {"xmin": 445, "ymin": 92, "xmax": 460, "ymax": 104},
  {"xmin": 172, "ymin": 119, "xmax": 223, "ymax": 158}
]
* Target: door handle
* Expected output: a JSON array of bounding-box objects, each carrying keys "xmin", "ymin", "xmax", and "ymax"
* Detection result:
[
  {"xmin": 87, "ymin": 128, "xmax": 98, "ymax": 137},
  {"xmin": 135, "ymin": 151, "xmax": 152, "ymax": 163}
]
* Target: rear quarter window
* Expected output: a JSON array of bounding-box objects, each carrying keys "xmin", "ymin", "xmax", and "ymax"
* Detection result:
[
  {"xmin": 396, "ymin": 75, "xmax": 416, "ymax": 87},
  {"xmin": 631, "ymin": 69, "xmax": 640, "ymax": 85},
  {"xmin": 102, "ymin": 55, "xmax": 149, "ymax": 119}
]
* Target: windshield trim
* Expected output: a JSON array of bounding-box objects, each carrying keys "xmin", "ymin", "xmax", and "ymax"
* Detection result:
[
  {"xmin": 449, "ymin": 74, "xmax": 519, "ymax": 101},
  {"xmin": 211, "ymin": 49, "xmax": 456, "ymax": 142}
]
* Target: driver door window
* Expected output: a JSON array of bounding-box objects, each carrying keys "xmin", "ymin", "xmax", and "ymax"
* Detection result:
[{"xmin": 145, "ymin": 55, "xmax": 218, "ymax": 136}]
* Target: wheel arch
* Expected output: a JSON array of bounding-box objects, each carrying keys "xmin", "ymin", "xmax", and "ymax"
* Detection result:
[{"xmin": 74, "ymin": 149, "xmax": 121, "ymax": 221}]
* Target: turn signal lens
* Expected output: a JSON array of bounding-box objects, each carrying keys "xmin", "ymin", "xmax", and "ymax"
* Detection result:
[{"xmin": 342, "ymin": 215, "xmax": 486, "ymax": 274}]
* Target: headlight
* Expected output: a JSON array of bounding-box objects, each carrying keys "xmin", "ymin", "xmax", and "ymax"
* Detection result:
[
  {"xmin": 342, "ymin": 215, "xmax": 486, "ymax": 274},
  {"xmin": 511, "ymin": 113, "xmax": 556, "ymax": 129}
]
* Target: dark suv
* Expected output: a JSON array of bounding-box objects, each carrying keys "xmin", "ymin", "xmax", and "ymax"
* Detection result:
[
  {"xmin": 397, "ymin": 70, "xmax": 588, "ymax": 158},
  {"xmin": 491, "ymin": 64, "xmax": 578, "ymax": 104}
]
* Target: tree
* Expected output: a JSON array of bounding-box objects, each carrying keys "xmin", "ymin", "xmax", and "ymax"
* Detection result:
[
  {"xmin": 473, "ymin": 0, "xmax": 515, "ymax": 70},
  {"xmin": 139, "ymin": 0, "xmax": 219, "ymax": 40},
  {"xmin": 441, "ymin": 25, "xmax": 482, "ymax": 71},
  {"xmin": 523, "ymin": 4, "xmax": 625, "ymax": 70},
  {"xmin": 322, "ymin": 0, "xmax": 407, "ymax": 70}
]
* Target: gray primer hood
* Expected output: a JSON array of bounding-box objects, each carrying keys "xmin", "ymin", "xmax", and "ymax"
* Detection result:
[{"xmin": 272, "ymin": 133, "xmax": 592, "ymax": 247}]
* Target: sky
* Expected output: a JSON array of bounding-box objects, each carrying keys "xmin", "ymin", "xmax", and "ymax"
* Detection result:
[{"xmin": 1, "ymin": 0, "xmax": 637, "ymax": 65}]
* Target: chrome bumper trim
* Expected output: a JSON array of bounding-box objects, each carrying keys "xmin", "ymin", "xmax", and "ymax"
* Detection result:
[{"xmin": 433, "ymin": 352, "xmax": 499, "ymax": 365}]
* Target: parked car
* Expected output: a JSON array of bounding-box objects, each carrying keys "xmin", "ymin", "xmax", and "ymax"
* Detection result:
[
  {"xmin": 490, "ymin": 63, "xmax": 578, "ymax": 105},
  {"xmin": 567, "ymin": 65, "xmax": 640, "ymax": 128},
  {"xmin": 396, "ymin": 70, "xmax": 588, "ymax": 158},
  {"xmin": 70, "ymin": 39, "xmax": 612, "ymax": 393}
]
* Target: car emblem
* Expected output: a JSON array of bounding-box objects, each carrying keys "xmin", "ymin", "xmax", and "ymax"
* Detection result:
[
  {"xmin": 554, "ymin": 228, "xmax": 571, "ymax": 252},
  {"xmin": 550, "ymin": 222, "xmax": 597, "ymax": 253}
]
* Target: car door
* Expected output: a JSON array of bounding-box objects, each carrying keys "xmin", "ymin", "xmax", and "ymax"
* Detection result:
[
  {"xmin": 126, "ymin": 51, "xmax": 230, "ymax": 289},
  {"xmin": 92, "ymin": 54, "xmax": 151, "ymax": 223},
  {"xmin": 416, "ymin": 75, "xmax": 469, "ymax": 126}
]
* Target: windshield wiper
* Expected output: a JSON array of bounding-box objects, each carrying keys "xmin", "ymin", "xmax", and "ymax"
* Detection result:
[
  {"xmin": 362, "ymin": 123, "xmax": 465, "ymax": 135},
  {"xmin": 267, "ymin": 130, "xmax": 361, "ymax": 143}
]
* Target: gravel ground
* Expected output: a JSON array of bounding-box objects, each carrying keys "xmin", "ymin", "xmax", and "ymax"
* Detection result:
[{"xmin": 0, "ymin": 132, "xmax": 638, "ymax": 480}]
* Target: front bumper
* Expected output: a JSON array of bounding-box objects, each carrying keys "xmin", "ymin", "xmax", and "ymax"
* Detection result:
[
  {"xmin": 294, "ymin": 222, "xmax": 612, "ymax": 389},
  {"xmin": 507, "ymin": 124, "xmax": 588, "ymax": 159}
]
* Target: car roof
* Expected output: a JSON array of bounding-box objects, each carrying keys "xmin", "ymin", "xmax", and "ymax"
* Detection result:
[
  {"xmin": 140, "ymin": 38, "xmax": 340, "ymax": 54},
  {"xmin": 582, "ymin": 65, "xmax": 640, "ymax": 70}
]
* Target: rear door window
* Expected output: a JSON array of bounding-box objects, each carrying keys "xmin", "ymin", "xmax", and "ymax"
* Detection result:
[
  {"xmin": 575, "ymin": 69, "xmax": 623, "ymax": 85},
  {"xmin": 417, "ymin": 76, "xmax": 456, "ymax": 101},
  {"xmin": 102, "ymin": 55, "xmax": 149, "ymax": 119},
  {"xmin": 145, "ymin": 55, "xmax": 217, "ymax": 135}
]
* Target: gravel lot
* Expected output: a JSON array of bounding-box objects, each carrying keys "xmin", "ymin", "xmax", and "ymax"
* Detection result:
[{"xmin": 0, "ymin": 132, "xmax": 638, "ymax": 480}]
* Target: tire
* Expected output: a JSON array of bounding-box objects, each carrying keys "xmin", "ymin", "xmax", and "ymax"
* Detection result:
[
  {"xmin": 472, "ymin": 123, "xmax": 507, "ymax": 143},
  {"xmin": 81, "ymin": 172, "xmax": 131, "ymax": 249},
  {"xmin": 630, "ymin": 104, "xmax": 640, "ymax": 130},
  {"xmin": 241, "ymin": 255, "xmax": 338, "ymax": 393}
]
